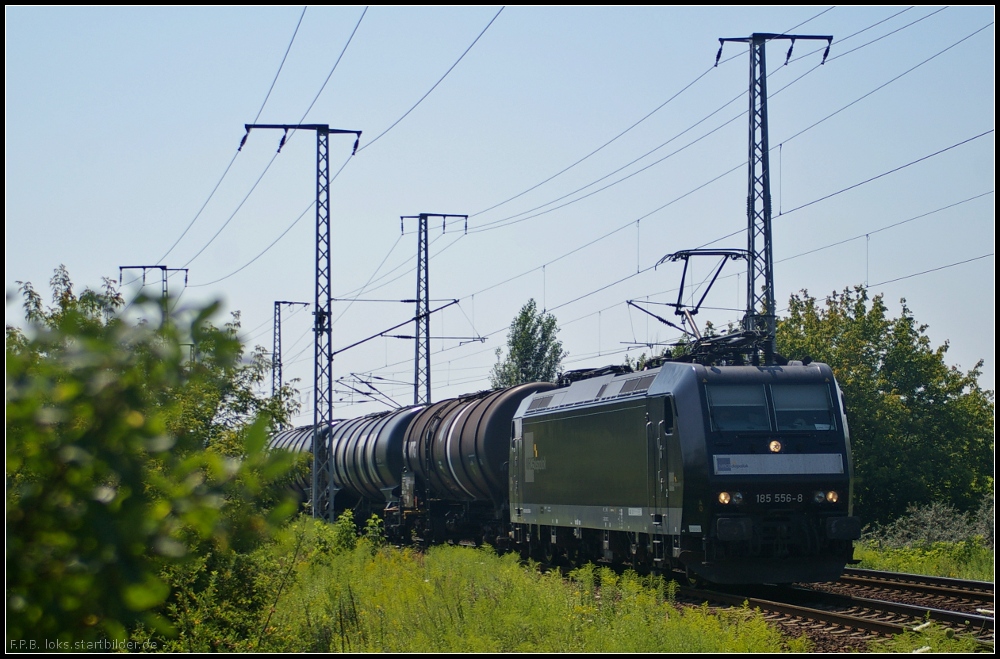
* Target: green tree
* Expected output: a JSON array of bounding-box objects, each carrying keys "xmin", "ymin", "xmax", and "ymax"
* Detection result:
[
  {"xmin": 6, "ymin": 266, "xmax": 299, "ymax": 644},
  {"xmin": 776, "ymin": 286, "xmax": 994, "ymax": 525},
  {"xmin": 489, "ymin": 299, "xmax": 567, "ymax": 388}
]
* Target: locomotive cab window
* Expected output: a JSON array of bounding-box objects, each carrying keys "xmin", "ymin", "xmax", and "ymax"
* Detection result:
[
  {"xmin": 772, "ymin": 384, "xmax": 836, "ymax": 431},
  {"xmin": 663, "ymin": 396, "xmax": 675, "ymax": 435},
  {"xmin": 706, "ymin": 385, "xmax": 770, "ymax": 431}
]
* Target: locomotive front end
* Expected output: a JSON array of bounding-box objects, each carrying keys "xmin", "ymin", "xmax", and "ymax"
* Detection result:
[{"xmin": 682, "ymin": 363, "xmax": 861, "ymax": 583}]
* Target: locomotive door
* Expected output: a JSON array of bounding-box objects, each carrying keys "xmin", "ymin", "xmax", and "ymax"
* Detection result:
[
  {"xmin": 647, "ymin": 395, "xmax": 672, "ymax": 566},
  {"xmin": 510, "ymin": 418, "xmax": 523, "ymax": 518}
]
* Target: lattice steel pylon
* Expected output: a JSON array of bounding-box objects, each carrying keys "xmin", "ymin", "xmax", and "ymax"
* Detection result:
[
  {"xmin": 243, "ymin": 123, "xmax": 361, "ymax": 521},
  {"xmin": 118, "ymin": 265, "xmax": 189, "ymax": 321},
  {"xmin": 401, "ymin": 213, "xmax": 468, "ymax": 405},
  {"xmin": 272, "ymin": 300, "xmax": 308, "ymax": 400},
  {"xmin": 414, "ymin": 214, "xmax": 430, "ymax": 405},
  {"xmin": 717, "ymin": 33, "xmax": 831, "ymax": 365}
]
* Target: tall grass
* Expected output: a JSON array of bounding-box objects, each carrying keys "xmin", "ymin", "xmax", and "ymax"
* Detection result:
[
  {"xmin": 853, "ymin": 539, "xmax": 994, "ymax": 582},
  {"xmin": 157, "ymin": 507, "xmax": 992, "ymax": 652},
  {"xmin": 253, "ymin": 518, "xmax": 809, "ymax": 653}
]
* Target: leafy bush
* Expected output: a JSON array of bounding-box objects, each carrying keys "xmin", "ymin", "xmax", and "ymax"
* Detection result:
[
  {"xmin": 864, "ymin": 496, "xmax": 994, "ymax": 550},
  {"xmin": 856, "ymin": 498, "xmax": 995, "ymax": 581},
  {"xmin": 969, "ymin": 494, "xmax": 994, "ymax": 550},
  {"xmin": 865, "ymin": 501, "xmax": 978, "ymax": 548},
  {"xmin": 6, "ymin": 267, "xmax": 298, "ymax": 645}
]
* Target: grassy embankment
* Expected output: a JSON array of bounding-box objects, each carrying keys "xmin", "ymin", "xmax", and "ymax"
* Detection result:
[{"xmin": 151, "ymin": 511, "xmax": 988, "ymax": 653}]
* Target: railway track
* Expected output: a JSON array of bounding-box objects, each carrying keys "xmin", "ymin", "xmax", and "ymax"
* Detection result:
[
  {"xmin": 678, "ymin": 572, "xmax": 995, "ymax": 652},
  {"xmin": 834, "ymin": 568, "xmax": 995, "ymax": 609},
  {"xmin": 541, "ymin": 558, "xmax": 994, "ymax": 650}
]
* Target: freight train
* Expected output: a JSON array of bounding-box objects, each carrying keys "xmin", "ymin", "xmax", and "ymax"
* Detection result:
[{"xmin": 270, "ymin": 359, "xmax": 861, "ymax": 584}]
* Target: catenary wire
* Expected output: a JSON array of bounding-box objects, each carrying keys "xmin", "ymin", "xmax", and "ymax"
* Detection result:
[
  {"xmin": 468, "ymin": 16, "xmax": 989, "ymax": 236},
  {"xmin": 188, "ymin": 6, "xmax": 499, "ymax": 290},
  {"xmin": 359, "ymin": 142, "xmax": 994, "ymax": 381},
  {"xmin": 468, "ymin": 5, "xmax": 837, "ymax": 219},
  {"xmin": 194, "ymin": 7, "xmax": 954, "ymax": 296},
  {"xmin": 274, "ymin": 11, "xmax": 986, "ymax": 404},
  {"xmin": 181, "ymin": 8, "xmax": 370, "ymax": 284},
  {"xmin": 357, "ymin": 6, "xmax": 505, "ymax": 152},
  {"xmin": 154, "ymin": 7, "xmax": 309, "ymax": 266}
]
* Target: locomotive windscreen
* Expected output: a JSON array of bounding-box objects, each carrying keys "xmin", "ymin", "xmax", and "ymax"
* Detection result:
[
  {"xmin": 771, "ymin": 384, "xmax": 837, "ymax": 431},
  {"xmin": 706, "ymin": 385, "xmax": 770, "ymax": 431},
  {"xmin": 706, "ymin": 383, "xmax": 837, "ymax": 433}
]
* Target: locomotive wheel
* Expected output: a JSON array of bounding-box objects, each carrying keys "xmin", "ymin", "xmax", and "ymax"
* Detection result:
[
  {"xmin": 542, "ymin": 539, "xmax": 559, "ymax": 566},
  {"xmin": 528, "ymin": 538, "xmax": 549, "ymax": 564},
  {"xmin": 683, "ymin": 568, "xmax": 705, "ymax": 588}
]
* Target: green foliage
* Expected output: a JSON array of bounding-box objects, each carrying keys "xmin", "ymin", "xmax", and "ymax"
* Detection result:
[
  {"xmin": 623, "ymin": 343, "xmax": 678, "ymax": 372},
  {"xmin": 6, "ymin": 266, "xmax": 299, "ymax": 645},
  {"xmin": 855, "ymin": 498, "xmax": 995, "ymax": 581},
  {"xmin": 330, "ymin": 510, "xmax": 359, "ymax": 553},
  {"xmin": 490, "ymin": 299, "xmax": 567, "ymax": 388},
  {"xmin": 969, "ymin": 492, "xmax": 995, "ymax": 550},
  {"xmin": 776, "ymin": 286, "xmax": 994, "ymax": 525},
  {"xmin": 158, "ymin": 548, "xmax": 282, "ymax": 652},
  {"xmin": 865, "ymin": 500, "xmax": 992, "ymax": 549},
  {"xmin": 363, "ymin": 514, "xmax": 387, "ymax": 549}
]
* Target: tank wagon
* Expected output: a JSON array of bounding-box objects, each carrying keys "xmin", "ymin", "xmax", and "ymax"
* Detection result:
[
  {"xmin": 270, "ymin": 363, "xmax": 859, "ymax": 584},
  {"xmin": 271, "ymin": 383, "xmax": 554, "ymax": 545}
]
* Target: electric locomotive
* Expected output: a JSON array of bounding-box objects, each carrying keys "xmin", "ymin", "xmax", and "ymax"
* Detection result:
[{"xmin": 509, "ymin": 360, "xmax": 861, "ymax": 584}]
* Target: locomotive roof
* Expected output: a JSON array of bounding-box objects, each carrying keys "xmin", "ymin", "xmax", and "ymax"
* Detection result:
[{"xmin": 516, "ymin": 361, "xmax": 835, "ymax": 418}]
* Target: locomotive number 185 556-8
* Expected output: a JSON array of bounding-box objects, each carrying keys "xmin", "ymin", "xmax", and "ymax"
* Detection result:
[{"xmin": 756, "ymin": 493, "xmax": 803, "ymax": 504}]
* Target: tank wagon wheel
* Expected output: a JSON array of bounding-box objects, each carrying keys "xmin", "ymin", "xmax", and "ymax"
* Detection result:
[{"xmin": 527, "ymin": 538, "xmax": 546, "ymax": 564}]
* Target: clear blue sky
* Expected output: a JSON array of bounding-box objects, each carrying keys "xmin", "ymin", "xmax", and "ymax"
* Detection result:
[{"xmin": 6, "ymin": 6, "xmax": 995, "ymax": 424}]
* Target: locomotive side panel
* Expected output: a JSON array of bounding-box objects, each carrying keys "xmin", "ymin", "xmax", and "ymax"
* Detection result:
[{"xmin": 514, "ymin": 398, "xmax": 650, "ymax": 532}]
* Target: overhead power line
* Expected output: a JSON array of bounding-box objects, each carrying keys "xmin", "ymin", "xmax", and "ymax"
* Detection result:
[
  {"xmin": 155, "ymin": 7, "xmax": 309, "ymax": 265},
  {"xmin": 253, "ymin": 6, "xmax": 308, "ymax": 125},
  {"xmin": 295, "ymin": 6, "xmax": 368, "ymax": 126},
  {"xmin": 870, "ymin": 254, "xmax": 993, "ymax": 288},
  {"xmin": 361, "ymin": 151, "xmax": 994, "ymax": 381},
  {"xmin": 780, "ymin": 129, "xmax": 994, "ymax": 217},
  {"xmin": 358, "ymin": 6, "xmax": 505, "ymax": 152},
  {"xmin": 465, "ymin": 6, "xmax": 848, "ymax": 224},
  {"xmin": 193, "ymin": 7, "xmax": 959, "ymax": 295},
  {"xmin": 468, "ymin": 18, "xmax": 993, "ymax": 236},
  {"xmin": 435, "ymin": 18, "xmax": 994, "ymax": 316},
  {"xmin": 173, "ymin": 8, "xmax": 365, "ymax": 278},
  {"xmin": 188, "ymin": 6, "xmax": 498, "ymax": 290}
]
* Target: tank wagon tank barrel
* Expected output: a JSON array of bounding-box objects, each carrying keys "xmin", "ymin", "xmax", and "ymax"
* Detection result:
[{"xmin": 402, "ymin": 382, "xmax": 556, "ymax": 504}]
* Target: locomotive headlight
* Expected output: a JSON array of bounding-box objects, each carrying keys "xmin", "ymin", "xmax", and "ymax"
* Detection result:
[
  {"xmin": 731, "ymin": 491, "xmax": 744, "ymax": 504},
  {"xmin": 718, "ymin": 492, "xmax": 731, "ymax": 504},
  {"xmin": 826, "ymin": 490, "xmax": 839, "ymax": 503},
  {"xmin": 813, "ymin": 491, "xmax": 825, "ymax": 503},
  {"xmin": 769, "ymin": 440, "xmax": 782, "ymax": 453}
]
